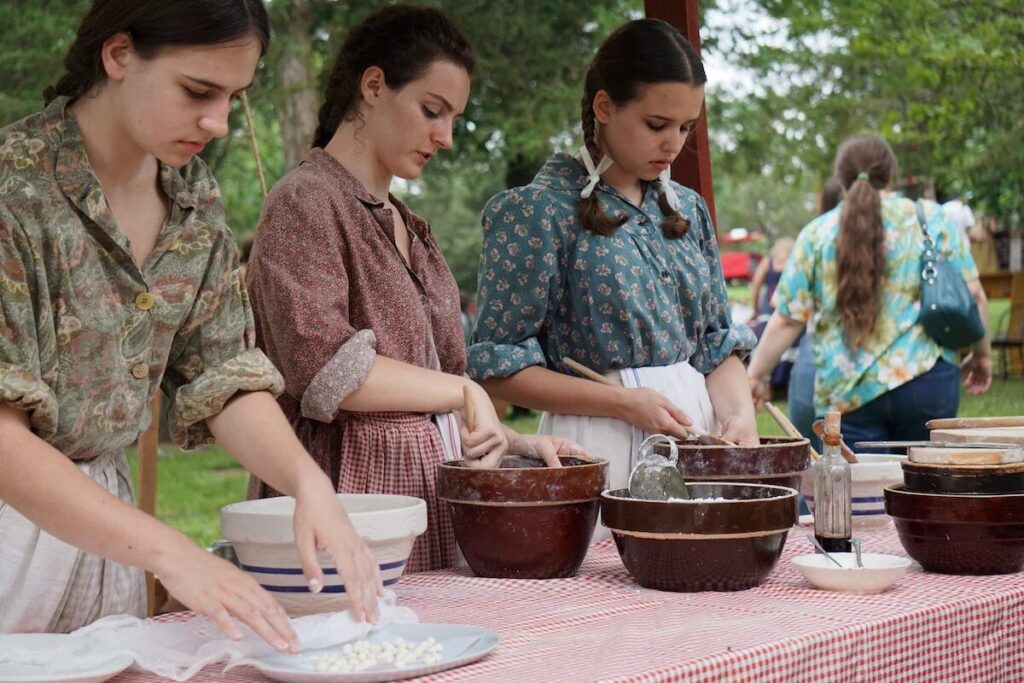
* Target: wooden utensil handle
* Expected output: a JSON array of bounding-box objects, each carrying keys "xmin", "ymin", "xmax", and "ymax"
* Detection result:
[
  {"xmin": 765, "ymin": 402, "xmax": 820, "ymax": 460},
  {"xmin": 927, "ymin": 416, "xmax": 1024, "ymax": 429},
  {"xmin": 563, "ymin": 357, "xmax": 617, "ymax": 386},
  {"xmin": 462, "ymin": 385, "xmax": 476, "ymax": 432}
]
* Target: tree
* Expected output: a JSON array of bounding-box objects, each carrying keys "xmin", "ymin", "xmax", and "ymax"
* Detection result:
[{"xmin": 707, "ymin": 0, "xmax": 1024, "ymax": 223}]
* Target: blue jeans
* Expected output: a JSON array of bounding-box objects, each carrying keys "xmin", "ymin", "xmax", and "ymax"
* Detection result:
[
  {"xmin": 787, "ymin": 334, "xmax": 819, "ymax": 452},
  {"xmin": 840, "ymin": 359, "xmax": 961, "ymax": 454}
]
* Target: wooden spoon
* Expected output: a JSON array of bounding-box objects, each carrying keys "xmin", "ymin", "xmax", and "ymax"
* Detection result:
[
  {"xmin": 763, "ymin": 402, "xmax": 819, "ymax": 461},
  {"xmin": 562, "ymin": 357, "xmax": 735, "ymax": 446},
  {"xmin": 462, "ymin": 384, "xmax": 475, "ymax": 431}
]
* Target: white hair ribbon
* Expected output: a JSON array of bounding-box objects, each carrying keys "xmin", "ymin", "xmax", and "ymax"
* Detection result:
[
  {"xmin": 579, "ymin": 145, "xmax": 613, "ymax": 199},
  {"xmin": 659, "ymin": 167, "xmax": 681, "ymax": 212}
]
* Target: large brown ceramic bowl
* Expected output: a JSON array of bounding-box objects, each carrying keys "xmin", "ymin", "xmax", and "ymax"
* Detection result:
[
  {"xmin": 654, "ymin": 436, "xmax": 811, "ymax": 490},
  {"xmin": 601, "ymin": 483, "xmax": 798, "ymax": 592},
  {"xmin": 885, "ymin": 485, "xmax": 1024, "ymax": 574},
  {"xmin": 901, "ymin": 461, "xmax": 1024, "ymax": 495},
  {"xmin": 437, "ymin": 456, "xmax": 608, "ymax": 579}
]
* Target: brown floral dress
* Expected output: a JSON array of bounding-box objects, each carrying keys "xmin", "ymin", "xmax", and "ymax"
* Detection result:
[
  {"xmin": 0, "ymin": 97, "xmax": 284, "ymax": 633},
  {"xmin": 245, "ymin": 149, "xmax": 465, "ymax": 572}
]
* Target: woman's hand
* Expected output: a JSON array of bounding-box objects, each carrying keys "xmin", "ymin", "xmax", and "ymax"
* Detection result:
[
  {"xmin": 504, "ymin": 430, "xmax": 589, "ymax": 467},
  {"xmin": 292, "ymin": 476, "xmax": 384, "ymax": 623},
  {"xmin": 615, "ymin": 387, "xmax": 694, "ymax": 440},
  {"xmin": 719, "ymin": 415, "xmax": 760, "ymax": 446},
  {"xmin": 961, "ymin": 351, "xmax": 992, "ymax": 395},
  {"xmin": 155, "ymin": 543, "xmax": 301, "ymax": 653},
  {"xmin": 748, "ymin": 375, "xmax": 771, "ymax": 410},
  {"xmin": 460, "ymin": 382, "xmax": 508, "ymax": 468}
]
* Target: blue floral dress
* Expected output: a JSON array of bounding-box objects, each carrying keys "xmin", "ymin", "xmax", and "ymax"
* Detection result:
[
  {"xmin": 467, "ymin": 153, "xmax": 754, "ymax": 380},
  {"xmin": 775, "ymin": 196, "xmax": 978, "ymax": 415}
]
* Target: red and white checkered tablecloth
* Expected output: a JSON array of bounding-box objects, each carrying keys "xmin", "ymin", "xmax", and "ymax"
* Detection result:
[{"xmin": 116, "ymin": 525, "xmax": 1024, "ymax": 683}]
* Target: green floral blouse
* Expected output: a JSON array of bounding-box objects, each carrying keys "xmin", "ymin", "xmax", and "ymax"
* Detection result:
[
  {"xmin": 467, "ymin": 153, "xmax": 754, "ymax": 380},
  {"xmin": 775, "ymin": 196, "xmax": 978, "ymax": 415},
  {"xmin": 0, "ymin": 97, "xmax": 283, "ymax": 459}
]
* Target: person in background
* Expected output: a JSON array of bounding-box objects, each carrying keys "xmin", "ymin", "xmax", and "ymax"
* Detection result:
[
  {"xmin": 942, "ymin": 192, "xmax": 976, "ymax": 243},
  {"xmin": 467, "ymin": 19, "xmax": 758, "ymax": 495},
  {"xmin": 0, "ymin": 0, "xmax": 381, "ymax": 646},
  {"xmin": 787, "ymin": 175, "xmax": 842, "ymax": 448},
  {"xmin": 748, "ymin": 136, "xmax": 992, "ymax": 451},
  {"xmin": 748, "ymin": 236, "xmax": 797, "ymax": 392},
  {"xmin": 245, "ymin": 6, "xmax": 584, "ymax": 574}
]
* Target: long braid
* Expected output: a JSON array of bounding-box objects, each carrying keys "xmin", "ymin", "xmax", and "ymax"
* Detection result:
[{"xmin": 578, "ymin": 91, "xmax": 627, "ymax": 236}]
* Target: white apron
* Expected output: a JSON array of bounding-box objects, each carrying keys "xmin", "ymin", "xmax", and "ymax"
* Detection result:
[
  {"xmin": 538, "ymin": 360, "xmax": 717, "ymax": 541},
  {"xmin": 0, "ymin": 449, "xmax": 146, "ymax": 633}
]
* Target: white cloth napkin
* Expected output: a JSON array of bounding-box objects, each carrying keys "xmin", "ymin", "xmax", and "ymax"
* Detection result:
[{"xmin": 0, "ymin": 592, "xmax": 417, "ymax": 681}]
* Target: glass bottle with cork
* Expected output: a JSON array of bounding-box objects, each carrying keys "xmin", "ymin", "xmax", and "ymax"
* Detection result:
[{"xmin": 813, "ymin": 410, "xmax": 852, "ymax": 553}]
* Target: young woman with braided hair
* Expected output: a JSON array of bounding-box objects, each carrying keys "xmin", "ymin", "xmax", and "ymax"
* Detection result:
[
  {"xmin": 245, "ymin": 6, "xmax": 584, "ymax": 573},
  {"xmin": 748, "ymin": 135, "xmax": 992, "ymax": 450},
  {"xmin": 468, "ymin": 19, "xmax": 758, "ymax": 501}
]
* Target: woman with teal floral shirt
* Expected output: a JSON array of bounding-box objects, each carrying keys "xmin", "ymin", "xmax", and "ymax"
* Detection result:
[
  {"xmin": 748, "ymin": 136, "xmax": 992, "ymax": 449},
  {"xmin": 468, "ymin": 19, "xmax": 758, "ymax": 493}
]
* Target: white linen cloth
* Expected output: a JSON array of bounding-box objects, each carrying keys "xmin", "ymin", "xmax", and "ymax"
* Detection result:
[
  {"xmin": 0, "ymin": 593, "xmax": 417, "ymax": 681},
  {"xmin": 538, "ymin": 360, "xmax": 716, "ymax": 541}
]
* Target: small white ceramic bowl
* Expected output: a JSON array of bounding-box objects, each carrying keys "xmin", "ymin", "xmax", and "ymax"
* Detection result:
[
  {"xmin": 792, "ymin": 552, "xmax": 912, "ymax": 593},
  {"xmin": 221, "ymin": 494, "xmax": 427, "ymax": 615},
  {"xmin": 802, "ymin": 453, "xmax": 905, "ymax": 528}
]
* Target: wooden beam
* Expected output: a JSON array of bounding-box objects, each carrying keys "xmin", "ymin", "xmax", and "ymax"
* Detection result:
[{"xmin": 642, "ymin": 0, "xmax": 717, "ymax": 230}]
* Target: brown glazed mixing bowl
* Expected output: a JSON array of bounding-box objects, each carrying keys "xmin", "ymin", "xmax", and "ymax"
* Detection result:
[
  {"xmin": 601, "ymin": 483, "xmax": 798, "ymax": 592},
  {"xmin": 885, "ymin": 485, "xmax": 1024, "ymax": 574},
  {"xmin": 654, "ymin": 436, "xmax": 811, "ymax": 490},
  {"xmin": 437, "ymin": 456, "xmax": 608, "ymax": 579}
]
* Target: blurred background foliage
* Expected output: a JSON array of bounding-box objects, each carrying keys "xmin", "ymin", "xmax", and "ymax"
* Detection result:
[{"xmin": 1, "ymin": 0, "xmax": 1020, "ymax": 292}]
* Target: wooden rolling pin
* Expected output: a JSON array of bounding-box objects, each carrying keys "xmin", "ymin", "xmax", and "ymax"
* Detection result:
[
  {"xmin": 763, "ymin": 402, "xmax": 819, "ymax": 461},
  {"xmin": 926, "ymin": 416, "xmax": 1024, "ymax": 430},
  {"xmin": 562, "ymin": 357, "xmax": 735, "ymax": 446}
]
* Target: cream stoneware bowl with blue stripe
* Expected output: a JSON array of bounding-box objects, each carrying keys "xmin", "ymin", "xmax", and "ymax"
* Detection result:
[
  {"xmin": 221, "ymin": 494, "xmax": 427, "ymax": 615},
  {"xmin": 802, "ymin": 454, "xmax": 905, "ymax": 528}
]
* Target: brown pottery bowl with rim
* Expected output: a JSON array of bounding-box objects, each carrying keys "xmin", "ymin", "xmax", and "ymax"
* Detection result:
[
  {"xmin": 601, "ymin": 483, "xmax": 798, "ymax": 592},
  {"xmin": 437, "ymin": 455, "xmax": 608, "ymax": 579},
  {"xmin": 654, "ymin": 436, "xmax": 811, "ymax": 491},
  {"xmin": 884, "ymin": 484, "xmax": 1024, "ymax": 574},
  {"xmin": 900, "ymin": 461, "xmax": 1024, "ymax": 496}
]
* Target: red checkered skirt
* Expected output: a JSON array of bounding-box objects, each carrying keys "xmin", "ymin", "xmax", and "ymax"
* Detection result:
[{"xmin": 335, "ymin": 411, "xmax": 456, "ymax": 573}]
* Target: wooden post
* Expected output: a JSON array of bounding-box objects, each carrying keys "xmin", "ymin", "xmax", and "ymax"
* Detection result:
[{"xmin": 643, "ymin": 0, "xmax": 717, "ymax": 230}]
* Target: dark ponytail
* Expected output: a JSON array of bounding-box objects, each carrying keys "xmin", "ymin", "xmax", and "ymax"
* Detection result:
[
  {"xmin": 833, "ymin": 135, "xmax": 897, "ymax": 348},
  {"xmin": 45, "ymin": 0, "xmax": 270, "ymax": 105},
  {"xmin": 312, "ymin": 5, "xmax": 476, "ymax": 149},
  {"xmin": 579, "ymin": 19, "xmax": 706, "ymax": 238}
]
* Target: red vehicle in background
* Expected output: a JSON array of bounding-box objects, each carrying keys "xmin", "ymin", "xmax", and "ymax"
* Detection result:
[{"xmin": 718, "ymin": 228, "xmax": 764, "ymax": 284}]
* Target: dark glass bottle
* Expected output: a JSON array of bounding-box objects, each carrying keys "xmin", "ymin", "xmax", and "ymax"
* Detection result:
[{"xmin": 813, "ymin": 411, "xmax": 852, "ymax": 553}]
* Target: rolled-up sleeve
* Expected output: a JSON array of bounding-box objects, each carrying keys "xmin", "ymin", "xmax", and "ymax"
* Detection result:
[
  {"xmin": 245, "ymin": 186, "xmax": 376, "ymax": 424},
  {"xmin": 0, "ymin": 214, "xmax": 58, "ymax": 437},
  {"xmin": 162, "ymin": 206, "xmax": 284, "ymax": 450},
  {"xmin": 467, "ymin": 191, "xmax": 560, "ymax": 380},
  {"xmin": 689, "ymin": 196, "xmax": 757, "ymax": 374}
]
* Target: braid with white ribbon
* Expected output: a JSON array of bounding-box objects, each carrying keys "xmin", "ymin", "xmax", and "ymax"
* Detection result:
[
  {"xmin": 579, "ymin": 145, "xmax": 613, "ymax": 199},
  {"xmin": 658, "ymin": 167, "xmax": 681, "ymax": 212}
]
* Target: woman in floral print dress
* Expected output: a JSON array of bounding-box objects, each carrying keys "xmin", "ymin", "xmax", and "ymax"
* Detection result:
[
  {"xmin": 748, "ymin": 135, "xmax": 992, "ymax": 450},
  {"xmin": 245, "ymin": 6, "xmax": 584, "ymax": 574},
  {"xmin": 467, "ymin": 19, "xmax": 759, "ymax": 496},
  {"xmin": 0, "ymin": 0, "xmax": 381, "ymax": 645}
]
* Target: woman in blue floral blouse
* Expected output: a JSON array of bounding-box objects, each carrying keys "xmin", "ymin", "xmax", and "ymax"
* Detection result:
[
  {"xmin": 467, "ymin": 19, "xmax": 759, "ymax": 492},
  {"xmin": 747, "ymin": 136, "xmax": 992, "ymax": 449}
]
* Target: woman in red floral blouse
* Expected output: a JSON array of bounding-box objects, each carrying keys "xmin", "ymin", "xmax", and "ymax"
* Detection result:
[{"xmin": 246, "ymin": 6, "xmax": 585, "ymax": 573}]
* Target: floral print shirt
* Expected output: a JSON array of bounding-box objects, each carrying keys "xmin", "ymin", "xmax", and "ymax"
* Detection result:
[
  {"xmin": 0, "ymin": 96, "xmax": 283, "ymax": 459},
  {"xmin": 775, "ymin": 196, "xmax": 978, "ymax": 415},
  {"xmin": 467, "ymin": 153, "xmax": 754, "ymax": 380}
]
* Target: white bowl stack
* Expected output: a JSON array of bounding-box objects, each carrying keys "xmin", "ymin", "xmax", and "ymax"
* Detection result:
[
  {"xmin": 801, "ymin": 453, "xmax": 904, "ymax": 528},
  {"xmin": 221, "ymin": 494, "xmax": 427, "ymax": 615}
]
